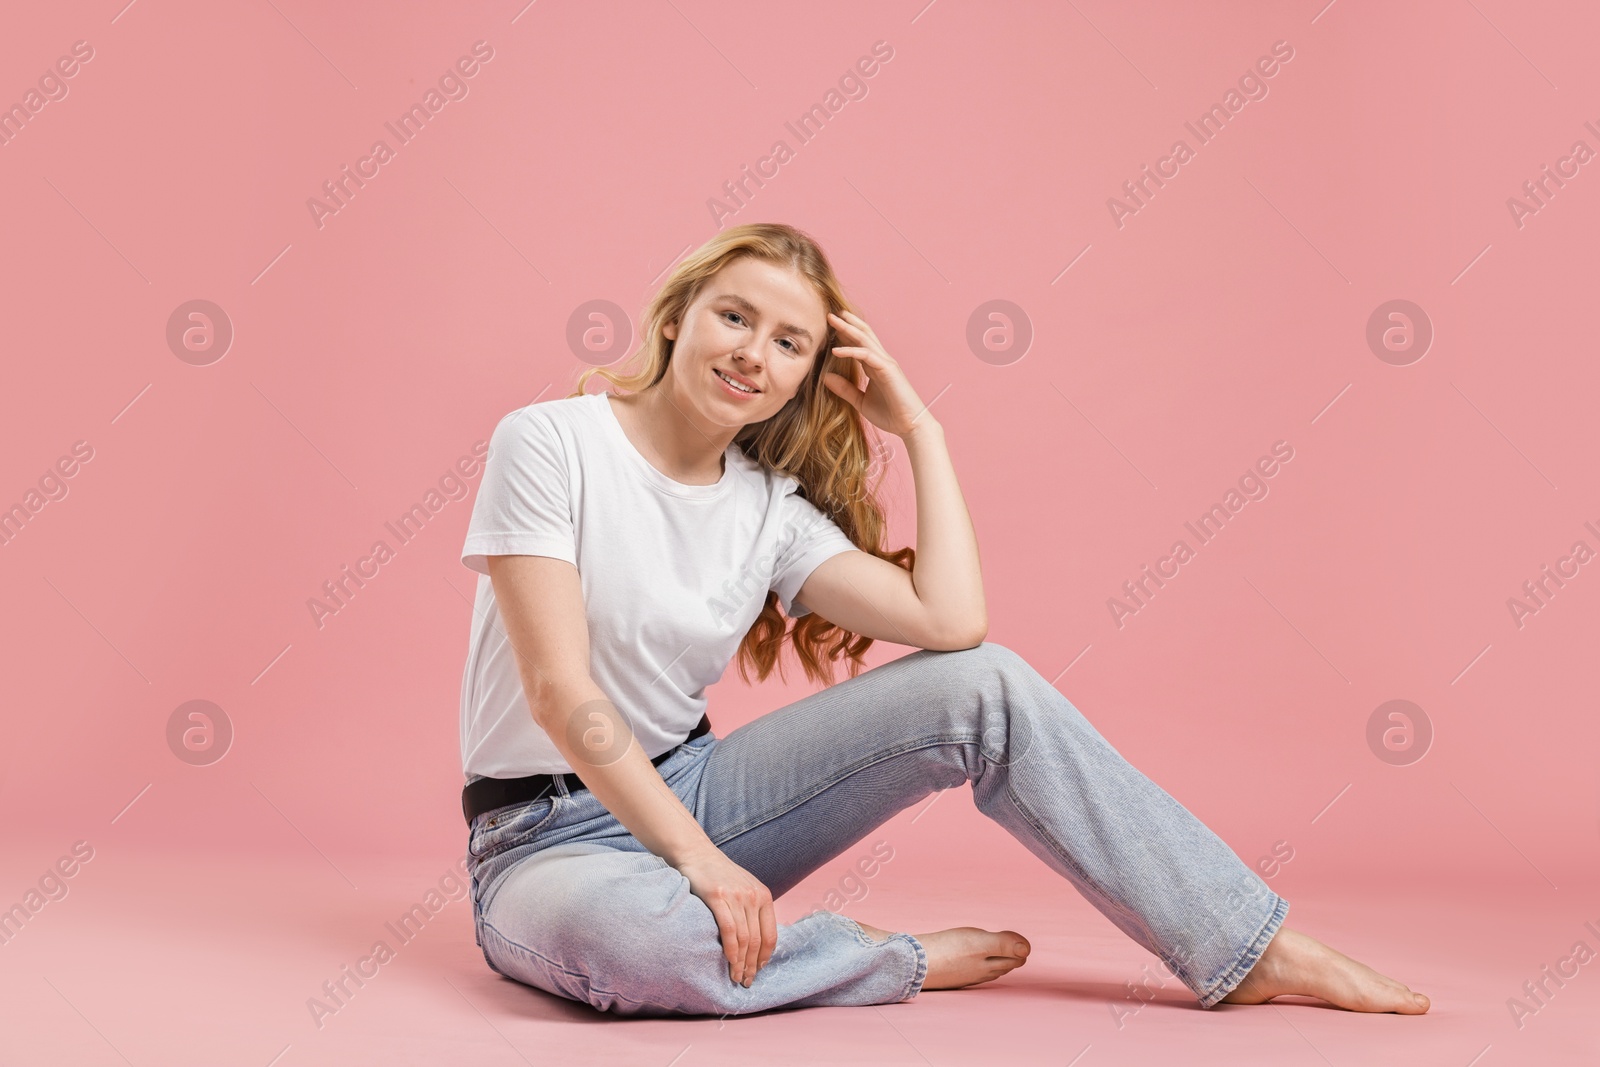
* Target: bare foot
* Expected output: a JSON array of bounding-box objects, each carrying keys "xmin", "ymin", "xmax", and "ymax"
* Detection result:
[
  {"xmin": 855, "ymin": 921, "xmax": 1031, "ymax": 991},
  {"xmin": 1220, "ymin": 926, "xmax": 1430, "ymax": 1013}
]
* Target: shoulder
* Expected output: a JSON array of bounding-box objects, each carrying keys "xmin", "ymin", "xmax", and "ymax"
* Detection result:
[
  {"xmin": 735, "ymin": 456, "xmax": 838, "ymax": 530},
  {"xmin": 490, "ymin": 393, "xmax": 601, "ymax": 447},
  {"xmin": 498, "ymin": 392, "xmax": 599, "ymax": 430}
]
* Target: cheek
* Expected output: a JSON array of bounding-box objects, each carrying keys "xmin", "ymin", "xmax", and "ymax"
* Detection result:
[
  {"xmin": 791, "ymin": 358, "xmax": 820, "ymax": 390},
  {"xmin": 775, "ymin": 370, "xmax": 810, "ymax": 403}
]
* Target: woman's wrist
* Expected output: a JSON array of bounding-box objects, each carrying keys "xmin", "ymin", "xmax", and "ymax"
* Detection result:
[
  {"xmin": 899, "ymin": 415, "xmax": 943, "ymax": 448},
  {"xmin": 661, "ymin": 834, "xmax": 722, "ymax": 868}
]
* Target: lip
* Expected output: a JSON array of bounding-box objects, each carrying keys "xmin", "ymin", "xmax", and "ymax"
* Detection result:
[{"xmin": 712, "ymin": 366, "xmax": 762, "ymax": 398}]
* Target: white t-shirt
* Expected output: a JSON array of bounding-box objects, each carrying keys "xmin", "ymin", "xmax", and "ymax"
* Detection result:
[{"xmin": 459, "ymin": 390, "xmax": 859, "ymax": 778}]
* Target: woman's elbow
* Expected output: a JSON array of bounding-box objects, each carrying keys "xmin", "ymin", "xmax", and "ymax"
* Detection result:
[{"xmin": 934, "ymin": 615, "xmax": 987, "ymax": 651}]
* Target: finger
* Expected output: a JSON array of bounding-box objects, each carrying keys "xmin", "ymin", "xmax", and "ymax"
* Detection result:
[
  {"xmin": 831, "ymin": 346, "xmax": 886, "ymax": 373},
  {"xmin": 709, "ymin": 898, "xmax": 741, "ymax": 983},
  {"xmin": 822, "ymin": 372, "xmax": 863, "ymax": 410},
  {"xmin": 758, "ymin": 897, "xmax": 778, "ymax": 971},
  {"xmin": 831, "ymin": 342, "xmax": 893, "ymax": 367},
  {"xmin": 742, "ymin": 900, "xmax": 761, "ymax": 986},
  {"xmin": 731, "ymin": 899, "xmax": 750, "ymax": 984},
  {"xmin": 835, "ymin": 310, "xmax": 881, "ymax": 342},
  {"xmin": 829, "ymin": 313, "xmax": 878, "ymax": 348}
]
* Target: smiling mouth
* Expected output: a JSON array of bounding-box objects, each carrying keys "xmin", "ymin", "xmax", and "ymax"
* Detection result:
[{"xmin": 713, "ymin": 367, "xmax": 760, "ymax": 394}]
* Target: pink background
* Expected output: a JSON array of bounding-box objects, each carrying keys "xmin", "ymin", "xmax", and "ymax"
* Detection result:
[{"xmin": 3, "ymin": 1, "xmax": 1597, "ymax": 1063}]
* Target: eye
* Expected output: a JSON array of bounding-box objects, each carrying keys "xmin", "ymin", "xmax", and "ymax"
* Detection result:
[{"xmin": 723, "ymin": 311, "xmax": 804, "ymax": 355}]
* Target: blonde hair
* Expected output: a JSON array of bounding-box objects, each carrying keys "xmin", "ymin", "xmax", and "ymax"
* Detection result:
[{"xmin": 572, "ymin": 222, "xmax": 913, "ymax": 686}]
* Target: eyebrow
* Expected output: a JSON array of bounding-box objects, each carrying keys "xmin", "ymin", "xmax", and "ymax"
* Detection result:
[{"xmin": 714, "ymin": 294, "xmax": 818, "ymax": 350}]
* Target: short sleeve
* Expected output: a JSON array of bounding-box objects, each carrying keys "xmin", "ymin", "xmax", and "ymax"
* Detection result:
[
  {"xmin": 769, "ymin": 483, "xmax": 858, "ymax": 618},
  {"xmin": 461, "ymin": 407, "xmax": 577, "ymax": 575}
]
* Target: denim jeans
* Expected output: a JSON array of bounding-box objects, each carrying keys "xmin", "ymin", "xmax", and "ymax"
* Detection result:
[{"xmin": 466, "ymin": 642, "xmax": 1289, "ymax": 1016}]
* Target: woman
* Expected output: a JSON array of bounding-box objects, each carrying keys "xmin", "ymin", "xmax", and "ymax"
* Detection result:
[{"xmin": 457, "ymin": 222, "xmax": 1430, "ymax": 1017}]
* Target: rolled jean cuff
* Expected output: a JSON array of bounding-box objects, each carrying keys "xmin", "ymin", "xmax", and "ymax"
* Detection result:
[
  {"xmin": 1196, "ymin": 892, "xmax": 1290, "ymax": 1009},
  {"xmin": 893, "ymin": 932, "xmax": 929, "ymax": 1002},
  {"xmin": 834, "ymin": 913, "xmax": 928, "ymax": 1004}
]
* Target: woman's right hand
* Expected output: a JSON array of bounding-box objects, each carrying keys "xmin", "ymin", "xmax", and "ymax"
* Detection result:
[{"xmin": 670, "ymin": 845, "xmax": 777, "ymax": 988}]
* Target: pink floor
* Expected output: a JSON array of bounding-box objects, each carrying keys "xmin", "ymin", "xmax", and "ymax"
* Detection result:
[{"xmin": 4, "ymin": 836, "xmax": 1596, "ymax": 1066}]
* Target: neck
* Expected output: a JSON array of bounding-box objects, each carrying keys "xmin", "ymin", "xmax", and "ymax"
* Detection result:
[{"xmin": 622, "ymin": 383, "xmax": 736, "ymax": 482}]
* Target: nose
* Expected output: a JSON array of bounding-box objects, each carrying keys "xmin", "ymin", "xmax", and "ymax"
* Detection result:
[{"xmin": 730, "ymin": 345, "xmax": 762, "ymax": 372}]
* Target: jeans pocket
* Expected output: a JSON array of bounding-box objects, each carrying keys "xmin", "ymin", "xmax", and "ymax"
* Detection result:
[{"xmin": 469, "ymin": 795, "xmax": 564, "ymax": 863}]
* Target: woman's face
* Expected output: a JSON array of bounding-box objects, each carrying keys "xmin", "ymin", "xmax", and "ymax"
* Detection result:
[{"xmin": 662, "ymin": 257, "xmax": 830, "ymax": 429}]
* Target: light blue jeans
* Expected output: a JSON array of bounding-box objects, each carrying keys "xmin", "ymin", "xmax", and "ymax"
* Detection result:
[{"xmin": 466, "ymin": 642, "xmax": 1288, "ymax": 1016}]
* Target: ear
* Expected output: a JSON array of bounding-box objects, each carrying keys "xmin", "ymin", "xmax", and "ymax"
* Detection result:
[{"xmin": 663, "ymin": 318, "xmax": 679, "ymax": 341}]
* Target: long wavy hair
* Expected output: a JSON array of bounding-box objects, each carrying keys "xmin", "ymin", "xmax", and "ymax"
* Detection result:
[{"xmin": 571, "ymin": 222, "xmax": 913, "ymax": 686}]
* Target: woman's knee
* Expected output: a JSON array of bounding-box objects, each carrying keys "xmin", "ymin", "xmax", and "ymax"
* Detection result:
[
  {"xmin": 942, "ymin": 639, "xmax": 1029, "ymax": 672},
  {"xmin": 969, "ymin": 640, "xmax": 1034, "ymax": 677},
  {"xmin": 923, "ymin": 640, "xmax": 1039, "ymax": 704},
  {"xmin": 934, "ymin": 642, "xmax": 1104, "ymax": 760}
]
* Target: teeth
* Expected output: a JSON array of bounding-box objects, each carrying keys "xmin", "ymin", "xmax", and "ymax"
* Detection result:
[{"xmin": 715, "ymin": 368, "xmax": 756, "ymax": 393}]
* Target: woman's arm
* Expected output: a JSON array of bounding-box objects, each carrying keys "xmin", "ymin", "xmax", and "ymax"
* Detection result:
[
  {"xmin": 902, "ymin": 416, "xmax": 987, "ymax": 637},
  {"xmin": 793, "ymin": 417, "xmax": 987, "ymax": 649},
  {"xmin": 789, "ymin": 310, "xmax": 988, "ymax": 650},
  {"xmin": 487, "ymin": 554, "xmax": 777, "ymax": 988}
]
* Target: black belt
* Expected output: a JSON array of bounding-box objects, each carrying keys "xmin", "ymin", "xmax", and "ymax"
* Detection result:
[{"xmin": 462, "ymin": 714, "xmax": 711, "ymax": 827}]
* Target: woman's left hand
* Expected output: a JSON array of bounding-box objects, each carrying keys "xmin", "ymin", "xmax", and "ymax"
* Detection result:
[{"xmin": 821, "ymin": 310, "xmax": 935, "ymax": 440}]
